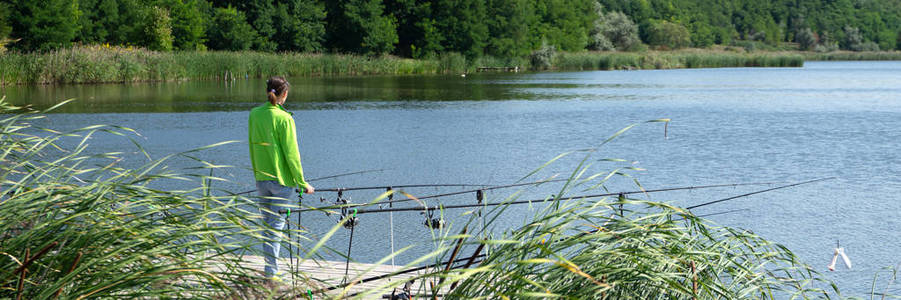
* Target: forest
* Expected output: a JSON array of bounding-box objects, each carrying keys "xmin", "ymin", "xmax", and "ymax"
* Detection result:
[{"xmin": 1, "ymin": 0, "xmax": 900, "ymax": 56}]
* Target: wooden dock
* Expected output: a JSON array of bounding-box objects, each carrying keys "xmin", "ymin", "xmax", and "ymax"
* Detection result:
[{"xmin": 234, "ymin": 255, "xmax": 440, "ymax": 299}]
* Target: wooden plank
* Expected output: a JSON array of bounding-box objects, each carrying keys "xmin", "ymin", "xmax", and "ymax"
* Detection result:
[{"xmin": 211, "ymin": 255, "xmax": 448, "ymax": 299}]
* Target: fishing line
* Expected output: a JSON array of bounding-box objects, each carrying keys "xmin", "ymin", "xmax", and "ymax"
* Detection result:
[
  {"xmin": 348, "ymin": 181, "xmax": 790, "ymax": 214},
  {"xmin": 685, "ymin": 177, "xmax": 835, "ymax": 210}
]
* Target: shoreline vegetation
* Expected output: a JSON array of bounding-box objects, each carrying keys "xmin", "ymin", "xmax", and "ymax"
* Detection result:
[
  {"xmin": 3, "ymin": 46, "xmax": 899, "ymax": 86},
  {"xmin": 1, "ymin": 46, "xmax": 899, "ymax": 86}
]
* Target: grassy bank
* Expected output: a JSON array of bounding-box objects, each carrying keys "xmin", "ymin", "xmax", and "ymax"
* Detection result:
[
  {"xmin": 802, "ymin": 50, "xmax": 901, "ymax": 61},
  {"xmin": 3, "ymin": 46, "xmax": 899, "ymax": 86},
  {"xmin": 553, "ymin": 50, "xmax": 804, "ymax": 71},
  {"xmin": 0, "ymin": 45, "xmax": 453, "ymax": 85},
  {"xmin": 1, "ymin": 46, "xmax": 813, "ymax": 85}
]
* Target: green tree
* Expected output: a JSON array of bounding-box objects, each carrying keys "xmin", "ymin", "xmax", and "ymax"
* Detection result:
[
  {"xmin": 76, "ymin": 0, "xmax": 108, "ymax": 44},
  {"xmin": 326, "ymin": 0, "xmax": 398, "ymax": 55},
  {"xmin": 144, "ymin": 6, "xmax": 174, "ymax": 51},
  {"xmin": 163, "ymin": 0, "xmax": 207, "ymax": 51},
  {"xmin": 209, "ymin": 0, "xmax": 276, "ymax": 51},
  {"xmin": 385, "ymin": 0, "xmax": 432, "ymax": 57},
  {"xmin": 533, "ymin": 0, "xmax": 595, "ymax": 51},
  {"xmin": 842, "ymin": 26, "xmax": 862, "ymax": 50},
  {"xmin": 645, "ymin": 20, "xmax": 691, "ymax": 49},
  {"xmin": 897, "ymin": 31, "xmax": 901, "ymax": 50},
  {"xmin": 588, "ymin": 3, "xmax": 612, "ymax": 50},
  {"xmin": 876, "ymin": 30, "xmax": 895, "ymax": 51},
  {"xmin": 485, "ymin": 0, "xmax": 538, "ymax": 57},
  {"xmin": 272, "ymin": 0, "xmax": 326, "ymax": 52},
  {"xmin": 6, "ymin": 0, "xmax": 81, "ymax": 51},
  {"xmin": 433, "ymin": 0, "xmax": 489, "ymax": 58},
  {"xmin": 0, "ymin": 2, "xmax": 11, "ymax": 38},
  {"xmin": 687, "ymin": 21, "xmax": 715, "ymax": 48},
  {"xmin": 795, "ymin": 27, "xmax": 817, "ymax": 50},
  {"xmin": 75, "ymin": 0, "xmax": 149, "ymax": 47},
  {"xmin": 591, "ymin": 9, "xmax": 641, "ymax": 51},
  {"xmin": 0, "ymin": 2, "xmax": 10, "ymax": 52},
  {"xmin": 206, "ymin": 6, "xmax": 257, "ymax": 51}
]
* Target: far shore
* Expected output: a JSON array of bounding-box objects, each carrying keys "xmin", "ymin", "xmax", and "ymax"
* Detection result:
[{"xmin": 1, "ymin": 46, "xmax": 899, "ymax": 86}]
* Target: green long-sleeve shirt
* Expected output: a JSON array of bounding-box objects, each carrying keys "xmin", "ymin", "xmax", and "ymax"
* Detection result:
[{"xmin": 248, "ymin": 103, "xmax": 306, "ymax": 188}]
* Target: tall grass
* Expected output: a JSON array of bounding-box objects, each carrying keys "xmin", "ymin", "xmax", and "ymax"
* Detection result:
[
  {"xmin": 1, "ymin": 97, "xmax": 847, "ymax": 299},
  {"xmin": 553, "ymin": 50, "xmax": 803, "ymax": 71},
  {"xmin": 0, "ymin": 46, "xmax": 457, "ymax": 85},
  {"xmin": 803, "ymin": 51, "xmax": 901, "ymax": 61},
  {"xmin": 0, "ymin": 46, "xmax": 813, "ymax": 85},
  {"xmin": 0, "ymin": 97, "xmax": 323, "ymax": 299}
]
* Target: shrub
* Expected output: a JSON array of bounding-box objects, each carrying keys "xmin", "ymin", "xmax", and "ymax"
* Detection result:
[
  {"xmin": 144, "ymin": 6, "xmax": 174, "ymax": 52},
  {"xmin": 841, "ymin": 26, "xmax": 880, "ymax": 51},
  {"xmin": 897, "ymin": 31, "xmax": 901, "ymax": 51},
  {"xmin": 529, "ymin": 42, "xmax": 556, "ymax": 70},
  {"xmin": 645, "ymin": 20, "xmax": 691, "ymax": 50},
  {"xmin": 589, "ymin": 8, "xmax": 641, "ymax": 51},
  {"xmin": 0, "ymin": 2, "xmax": 10, "ymax": 48},
  {"xmin": 796, "ymin": 28, "xmax": 817, "ymax": 51},
  {"xmin": 438, "ymin": 52, "xmax": 467, "ymax": 73},
  {"xmin": 855, "ymin": 41, "xmax": 881, "ymax": 52},
  {"xmin": 814, "ymin": 43, "xmax": 839, "ymax": 53},
  {"xmin": 877, "ymin": 30, "xmax": 895, "ymax": 52},
  {"xmin": 207, "ymin": 6, "xmax": 257, "ymax": 51}
]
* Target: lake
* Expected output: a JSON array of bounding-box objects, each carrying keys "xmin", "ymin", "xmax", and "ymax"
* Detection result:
[{"xmin": 5, "ymin": 61, "xmax": 901, "ymax": 295}]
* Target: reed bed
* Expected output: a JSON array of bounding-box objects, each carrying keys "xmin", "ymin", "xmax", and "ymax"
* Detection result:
[
  {"xmin": 0, "ymin": 46, "xmax": 453, "ymax": 85},
  {"xmin": 803, "ymin": 51, "xmax": 901, "ymax": 61},
  {"xmin": 1, "ymin": 98, "xmax": 845, "ymax": 299},
  {"xmin": 553, "ymin": 50, "xmax": 804, "ymax": 71},
  {"xmin": 0, "ymin": 46, "xmax": 813, "ymax": 85}
]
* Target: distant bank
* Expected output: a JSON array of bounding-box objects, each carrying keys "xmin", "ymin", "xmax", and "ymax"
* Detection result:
[{"xmin": 1, "ymin": 46, "xmax": 898, "ymax": 85}]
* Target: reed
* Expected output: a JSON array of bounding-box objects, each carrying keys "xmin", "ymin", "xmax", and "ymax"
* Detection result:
[
  {"xmin": 0, "ymin": 97, "xmax": 339, "ymax": 299},
  {"xmin": 552, "ymin": 50, "xmax": 804, "ymax": 71},
  {"xmin": 803, "ymin": 51, "xmax": 901, "ymax": 61},
  {"xmin": 0, "ymin": 46, "xmax": 460, "ymax": 85},
  {"xmin": 0, "ymin": 46, "xmax": 814, "ymax": 85}
]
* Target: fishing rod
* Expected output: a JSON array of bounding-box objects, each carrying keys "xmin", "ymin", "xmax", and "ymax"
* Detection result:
[
  {"xmin": 295, "ymin": 177, "xmax": 571, "ymax": 213},
  {"xmin": 348, "ymin": 181, "xmax": 789, "ymax": 214},
  {"xmin": 309, "ymin": 169, "xmax": 387, "ymax": 182},
  {"xmin": 314, "ymin": 249, "xmax": 487, "ymax": 294},
  {"xmin": 685, "ymin": 177, "xmax": 835, "ymax": 210},
  {"xmin": 315, "ymin": 183, "xmax": 493, "ymax": 193},
  {"xmin": 234, "ymin": 169, "xmax": 386, "ymax": 195}
]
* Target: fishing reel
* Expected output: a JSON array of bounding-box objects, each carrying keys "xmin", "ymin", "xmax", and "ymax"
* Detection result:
[
  {"xmin": 390, "ymin": 280, "xmax": 414, "ymax": 300},
  {"xmin": 343, "ymin": 215, "xmax": 359, "ymax": 229},
  {"xmin": 337, "ymin": 190, "xmax": 359, "ymax": 229},
  {"xmin": 424, "ymin": 217, "xmax": 444, "ymax": 229},
  {"xmin": 321, "ymin": 189, "xmax": 359, "ymax": 229},
  {"xmin": 422, "ymin": 209, "xmax": 444, "ymax": 229}
]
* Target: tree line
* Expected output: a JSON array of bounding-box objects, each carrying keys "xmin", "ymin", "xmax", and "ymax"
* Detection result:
[{"xmin": 1, "ymin": 0, "xmax": 899, "ymax": 56}]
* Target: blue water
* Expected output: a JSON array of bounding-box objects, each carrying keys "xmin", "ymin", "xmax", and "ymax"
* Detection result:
[{"xmin": 8, "ymin": 61, "xmax": 901, "ymax": 296}]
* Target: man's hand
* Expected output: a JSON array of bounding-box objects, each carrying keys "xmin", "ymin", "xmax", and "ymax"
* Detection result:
[{"xmin": 302, "ymin": 183, "xmax": 315, "ymax": 194}]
